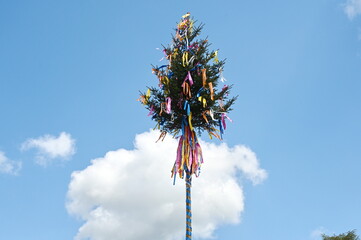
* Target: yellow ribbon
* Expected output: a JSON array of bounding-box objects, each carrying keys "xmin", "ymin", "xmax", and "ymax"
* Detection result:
[
  {"xmin": 188, "ymin": 112, "xmax": 193, "ymax": 131},
  {"xmin": 182, "ymin": 52, "xmax": 189, "ymax": 67},
  {"xmin": 173, "ymin": 48, "xmax": 178, "ymax": 57},
  {"xmin": 213, "ymin": 50, "xmax": 219, "ymax": 63},
  {"xmin": 141, "ymin": 88, "xmax": 151, "ymax": 104},
  {"xmin": 180, "ymin": 141, "xmax": 186, "ymax": 172},
  {"xmin": 198, "ymin": 96, "xmax": 207, "ymax": 108},
  {"xmin": 162, "ymin": 76, "xmax": 170, "ymax": 85},
  {"xmin": 182, "ymin": 13, "xmax": 190, "ymax": 18}
]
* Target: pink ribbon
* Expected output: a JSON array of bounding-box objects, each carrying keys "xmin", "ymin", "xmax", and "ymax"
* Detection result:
[
  {"xmin": 165, "ymin": 97, "xmax": 172, "ymax": 114},
  {"xmin": 222, "ymin": 85, "xmax": 229, "ymax": 96},
  {"xmin": 188, "ymin": 148, "xmax": 193, "ymax": 169},
  {"xmin": 175, "ymin": 136, "xmax": 183, "ymax": 171},
  {"xmin": 221, "ymin": 113, "xmax": 233, "ymax": 130},
  {"xmin": 147, "ymin": 105, "xmax": 155, "ymax": 116},
  {"xmin": 184, "ymin": 71, "xmax": 193, "ymax": 86}
]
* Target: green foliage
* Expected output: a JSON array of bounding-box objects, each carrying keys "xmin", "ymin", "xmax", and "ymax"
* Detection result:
[
  {"xmin": 139, "ymin": 14, "xmax": 237, "ymax": 138},
  {"xmin": 322, "ymin": 230, "xmax": 359, "ymax": 240}
]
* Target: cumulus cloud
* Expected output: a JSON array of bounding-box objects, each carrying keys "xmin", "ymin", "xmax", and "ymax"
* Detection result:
[
  {"xmin": 67, "ymin": 130, "xmax": 267, "ymax": 240},
  {"xmin": 0, "ymin": 151, "xmax": 22, "ymax": 175},
  {"xmin": 21, "ymin": 132, "xmax": 76, "ymax": 166},
  {"xmin": 344, "ymin": 0, "xmax": 361, "ymax": 19}
]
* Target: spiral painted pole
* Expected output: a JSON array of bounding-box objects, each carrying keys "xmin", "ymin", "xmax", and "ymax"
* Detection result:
[{"xmin": 185, "ymin": 171, "xmax": 192, "ymax": 240}]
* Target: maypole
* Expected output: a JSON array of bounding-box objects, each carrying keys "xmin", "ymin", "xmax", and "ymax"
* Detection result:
[
  {"xmin": 139, "ymin": 13, "xmax": 236, "ymax": 239},
  {"xmin": 185, "ymin": 172, "xmax": 192, "ymax": 240}
]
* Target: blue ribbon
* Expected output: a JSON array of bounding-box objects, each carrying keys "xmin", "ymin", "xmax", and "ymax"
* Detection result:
[
  {"xmin": 181, "ymin": 116, "xmax": 187, "ymax": 136},
  {"xmin": 160, "ymin": 117, "xmax": 166, "ymax": 126},
  {"xmin": 219, "ymin": 119, "xmax": 224, "ymax": 139},
  {"xmin": 190, "ymin": 63, "xmax": 202, "ymax": 71},
  {"xmin": 196, "ymin": 87, "xmax": 204, "ymax": 98},
  {"xmin": 183, "ymin": 100, "xmax": 191, "ymax": 116},
  {"xmin": 168, "ymin": 71, "xmax": 174, "ymax": 78},
  {"xmin": 157, "ymin": 65, "xmax": 168, "ymax": 70}
]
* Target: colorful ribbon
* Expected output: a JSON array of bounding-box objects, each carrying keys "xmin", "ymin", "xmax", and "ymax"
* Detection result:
[
  {"xmin": 147, "ymin": 105, "xmax": 155, "ymax": 116},
  {"xmin": 201, "ymin": 68, "xmax": 207, "ymax": 87},
  {"xmin": 172, "ymin": 120, "xmax": 203, "ymax": 180},
  {"xmin": 182, "ymin": 52, "xmax": 189, "ymax": 67},
  {"xmin": 219, "ymin": 67, "xmax": 227, "ymax": 82},
  {"xmin": 184, "ymin": 71, "xmax": 193, "ymax": 85},
  {"xmin": 197, "ymin": 87, "xmax": 207, "ymax": 108},
  {"xmin": 213, "ymin": 50, "xmax": 219, "ymax": 63},
  {"xmin": 221, "ymin": 113, "xmax": 233, "ymax": 130},
  {"xmin": 165, "ymin": 97, "xmax": 172, "ymax": 114}
]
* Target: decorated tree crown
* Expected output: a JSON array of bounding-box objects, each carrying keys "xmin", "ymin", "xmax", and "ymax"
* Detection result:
[{"xmin": 139, "ymin": 13, "xmax": 237, "ymax": 141}]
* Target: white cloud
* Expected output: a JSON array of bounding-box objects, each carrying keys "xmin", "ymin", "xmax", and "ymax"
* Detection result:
[
  {"xmin": 66, "ymin": 130, "xmax": 267, "ymax": 240},
  {"xmin": 0, "ymin": 151, "xmax": 22, "ymax": 175},
  {"xmin": 21, "ymin": 132, "xmax": 76, "ymax": 166},
  {"xmin": 344, "ymin": 0, "xmax": 361, "ymax": 19}
]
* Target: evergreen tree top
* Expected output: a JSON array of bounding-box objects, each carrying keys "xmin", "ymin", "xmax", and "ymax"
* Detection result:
[
  {"xmin": 139, "ymin": 13, "xmax": 237, "ymax": 140},
  {"xmin": 322, "ymin": 230, "xmax": 359, "ymax": 240}
]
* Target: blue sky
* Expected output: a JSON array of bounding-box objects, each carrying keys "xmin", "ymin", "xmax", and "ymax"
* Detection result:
[{"xmin": 1, "ymin": 0, "xmax": 361, "ymax": 240}]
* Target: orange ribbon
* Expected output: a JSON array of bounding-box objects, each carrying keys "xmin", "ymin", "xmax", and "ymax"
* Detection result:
[
  {"xmin": 208, "ymin": 82, "xmax": 214, "ymax": 101},
  {"xmin": 182, "ymin": 82, "xmax": 192, "ymax": 98},
  {"xmin": 202, "ymin": 111, "xmax": 209, "ymax": 124},
  {"xmin": 201, "ymin": 69, "xmax": 207, "ymax": 87},
  {"xmin": 159, "ymin": 102, "xmax": 166, "ymax": 116},
  {"xmin": 156, "ymin": 131, "xmax": 167, "ymax": 142}
]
